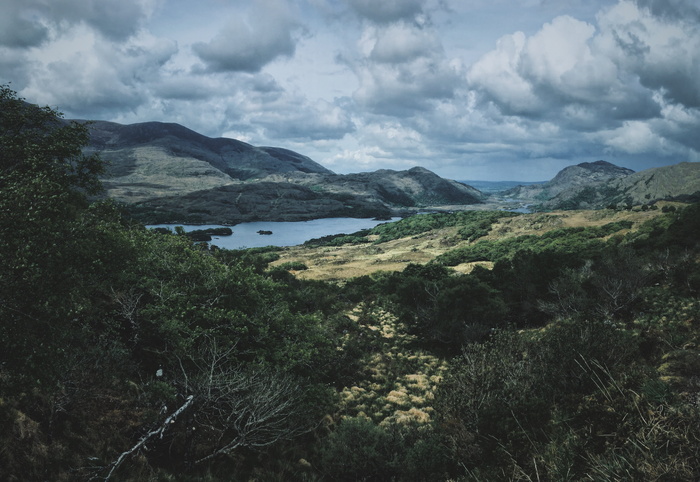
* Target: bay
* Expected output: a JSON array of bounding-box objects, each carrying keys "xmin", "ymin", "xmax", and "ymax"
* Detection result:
[{"xmin": 148, "ymin": 217, "xmax": 400, "ymax": 250}]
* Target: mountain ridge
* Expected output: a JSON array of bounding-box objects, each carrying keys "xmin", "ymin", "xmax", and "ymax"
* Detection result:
[
  {"xmin": 542, "ymin": 161, "xmax": 700, "ymax": 210},
  {"xmin": 503, "ymin": 160, "xmax": 635, "ymax": 202},
  {"xmin": 83, "ymin": 120, "xmax": 483, "ymax": 223}
]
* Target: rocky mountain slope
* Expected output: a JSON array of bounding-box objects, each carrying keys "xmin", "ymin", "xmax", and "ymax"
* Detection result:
[
  {"xmin": 543, "ymin": 161, "xmax": 700, "ymax": 210},
  {"xmin": 504, "ymin": 160, "xmax": 635, "ymax": 201},
  {"xmin": 501, "ymin": 160, "xmax": 700, "ymax": 210},
  {"xmin": 84, "ymin": 120, "xmax": 483, "ymax": 223}
]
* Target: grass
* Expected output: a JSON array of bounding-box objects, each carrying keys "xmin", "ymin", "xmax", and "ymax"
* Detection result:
[
  {"xmin": 337, "ymin": 306, "xmax": 447, "ymax": 426},
  {"xmin": 270, "ymin": 207, "xmax": 672, "ymax": 282}
]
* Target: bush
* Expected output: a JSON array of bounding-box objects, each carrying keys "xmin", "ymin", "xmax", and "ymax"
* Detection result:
[
  {"xmin": 317, "ymin": 417, "xmax": 449, "ymax": 481},
  {"xmin": 277, "ymin": 261, "xmax": 308, "ymax": 271}
]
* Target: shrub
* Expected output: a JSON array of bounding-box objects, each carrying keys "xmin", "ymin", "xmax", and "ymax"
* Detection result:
[{"xmin": 278, "ymin": 261, "xmax": 308, "ymax": 271}]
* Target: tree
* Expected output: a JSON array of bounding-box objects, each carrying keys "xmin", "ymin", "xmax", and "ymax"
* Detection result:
[
  {"xmin": 0, "ymin": 84, "xmax": 102, "ymax": 196},
  {"xmin": 0, "ymin": 85, "xmax": 106, "ymax": 390},
  {"xmin": 168, "ymin": 335, "xmax": 314, "ymax": 468}
]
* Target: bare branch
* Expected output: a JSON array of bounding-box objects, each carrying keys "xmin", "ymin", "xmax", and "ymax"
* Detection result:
[{"xmin": 102, "ymin": 395, "xmax": 194, "ymax": 481}]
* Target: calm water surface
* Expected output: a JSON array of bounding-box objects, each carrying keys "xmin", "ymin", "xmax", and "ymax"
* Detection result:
[{"xmin": 148, "ymin": 217, "xmax": 400, "ymax": 250}]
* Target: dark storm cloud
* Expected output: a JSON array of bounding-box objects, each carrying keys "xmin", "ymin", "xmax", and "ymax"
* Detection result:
[
  {"xmin": 601, "ymin": 2, "xmax": 700, "ymax": 108},
  {"xmin": 0, "ymin": 0, "xmax": 152, "ymax": 47},
  {"xmin": 0, "ymin": 2, "xmax": 49, "ymax": 48},
  {"xmin": 192, "ymin": 1, "xmax": 300, "ymax": 73},
  {"xmin": 48, "ymin": 0, "xmax": 151, "ymax": 42},
  {"xmin": 633, "ymin": 0, "xmax": 700, "ymax": 22},
  {"xmin": 0, "ymin": 49, "xmax": 34, "ymax": 88}
]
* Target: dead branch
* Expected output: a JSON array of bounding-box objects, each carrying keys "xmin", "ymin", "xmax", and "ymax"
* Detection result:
[{"xmin": 102, "ymin": 395, "xmax": 194, "ymax": 481}]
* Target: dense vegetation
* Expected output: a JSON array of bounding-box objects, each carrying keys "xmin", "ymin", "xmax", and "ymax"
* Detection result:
[{"xmin": 2, "ymin": 86, "xmax": 700, "ymax": 480}]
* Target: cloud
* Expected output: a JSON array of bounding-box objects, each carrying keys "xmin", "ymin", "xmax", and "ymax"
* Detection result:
[
  {"xmin": 598, "ymin": 120, "xmax": 665, "ymax": 154},
  {"xmin": 0, "ymin": 1, "xmax": 49, "ymax": 48},
  {"xmin": 347, "ymin": 20, "xmax": 462, "ymax": 116},
  {"xmin": 21, "ymin": 30, "xmax": 177, "ymax": 118},
  {"xmin": 0, "ymin": 49, "xmax": 35, "ymax": 88},
  {"xmin": 324, "ymin": 145, "xmax": 416, "ymax": 171},
  {"xmin": 193, "ymin": 0, "xmax": 300, "ymax": 73},
  {"xmin": 468, "ymin": 15, "xmax": 626, "ymax": 118},
  {"xmin": 0, "ymin": 0, "xmax": 154, "ymax": 47},
  {"xmin": 632, "ymin": 0, "xmax": 700, "ymax": 22},
  {"xmin": 454, "ymin": 0, "xmax": 700, "ymax": 174},
  {"xmin": 598, "ymin": 0, "xmax": 700, "ymax": 108},
  {"xmin": 346, "ymin": 0, "xmax": 424, "ymax": 23},
  {"xmin": 354, "ymin": 58, "xmax": 460, "ymax": 115},
  {"xmin": 47, "ymin": 0, "xmax": 156, "ymax": 42},
  {"xmin": 467, "ymin": 11, "xmax": 664, "ymax": 131},
  {"xmin": 369, "ymin": 22, "xmax": 442, "ymax": 63},
  {"xmin": 466, "ymin": 31, "xmax": 539, "ymax": 116},
  {"xmin": 3, "ymin": 0, "xmax": 699, "ymax": 181},
  {"xmin": 256, "ymin": 99, "xmax": 356, "ymax": 141}
]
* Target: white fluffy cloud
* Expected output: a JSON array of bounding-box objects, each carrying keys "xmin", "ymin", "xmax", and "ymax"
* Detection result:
[
  {"xmin": 2, "ymin": 0, "xmax": 700, "ymax": 180},
  {"xmin": 458, "ymin": 0, "xmax": 700, "ymax": 175},
  {"xmin": 348, "ymin": 16, "xmax": 462, "ymax": 116}
]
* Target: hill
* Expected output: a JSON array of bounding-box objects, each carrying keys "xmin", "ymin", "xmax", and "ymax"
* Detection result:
[
  {"xmin": 84, "ymin": 120, "xmax": 483, "ymax": 223},
  {"xmin": 503, "ymin": 160, "xmax": 634, "ymax": 202},
  {"xmin": 501, "ymin": 160, "xmax": 700, "ymax": 211},
  {"xmin": 543, "ymin": 161, "xmax": 700, "ymax": 210}
]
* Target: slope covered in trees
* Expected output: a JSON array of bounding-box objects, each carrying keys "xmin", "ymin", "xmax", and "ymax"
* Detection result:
[{"xmin": 2, "ymin": 86, "xmax": 700, "ymax": 480}]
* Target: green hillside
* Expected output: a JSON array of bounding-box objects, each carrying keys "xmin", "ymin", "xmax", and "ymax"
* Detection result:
[{"xmin": 2, "ymin": 86, "xmax": 700, "ymax": 481}]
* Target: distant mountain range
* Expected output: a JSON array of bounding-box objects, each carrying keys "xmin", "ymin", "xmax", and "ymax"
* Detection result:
[
  {"xmin": 82, "ymin": 119, "xmax": 700, "ymax": 223},
  {"xmin": 85, "ymin": 120, "xmax": 483, "ymax": 224}
]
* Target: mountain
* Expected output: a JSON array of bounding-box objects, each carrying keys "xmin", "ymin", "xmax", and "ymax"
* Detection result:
[
  {"xmin": 504, "ymin": 160, "xmax": 635, "ymax": 202},
  {"xmin": 84, "ymin": 120, "xmax": 483, "ymax": 223},
  {"xmin": 126, "ymin": 167, "xmax": 484, "ymax": 224},
  {"xmin": 86, "ymin": 121, "xmax": 332, "ymax": 203},
  {"xmin": 543, "ymin": 161, "xmax": 700, "ymax": 210}
]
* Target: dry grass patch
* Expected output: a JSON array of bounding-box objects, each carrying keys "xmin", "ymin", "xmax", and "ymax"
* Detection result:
[
  {"xmin": 271, "ymin": 208, "xmax": 670, "ymax": 282},
  {"xmin": 336, "ymin": 307, "xmax": 448, "ymax": 426}
]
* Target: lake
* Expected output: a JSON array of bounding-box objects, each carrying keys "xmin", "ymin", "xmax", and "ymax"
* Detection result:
[{"xmin": 148, "ymin": 217, "xmax": 401, "ymax": 250}]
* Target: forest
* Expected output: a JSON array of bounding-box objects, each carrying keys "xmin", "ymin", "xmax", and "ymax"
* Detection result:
[{"xmin": 2, "ymin": 85, "xmax": 700, "ymax": 481}]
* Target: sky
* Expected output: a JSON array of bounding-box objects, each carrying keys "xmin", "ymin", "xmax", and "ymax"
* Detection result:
[{"xmin": 2, "ymin": 0, "xmax": 700, "ymax": 181}]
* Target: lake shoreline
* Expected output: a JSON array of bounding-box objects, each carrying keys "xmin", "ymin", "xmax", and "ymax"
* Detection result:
[{"xmin": 147, "ymin": 216, "xmax": 403, "ymax": 250}]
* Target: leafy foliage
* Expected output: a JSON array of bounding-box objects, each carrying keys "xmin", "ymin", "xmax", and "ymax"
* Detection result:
[
  {"xmin": 436, "ymin": 221, "xmax": 632, "ymax": 266},
  {"xmin": 371, "ymin": 210, "xmax": 516, "ymax": 243}
]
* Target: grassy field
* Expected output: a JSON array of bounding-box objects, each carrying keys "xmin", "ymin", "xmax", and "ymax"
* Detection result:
[{"xmin": 270, "ymin": 206, "xmax": 673, "ymax": 281}]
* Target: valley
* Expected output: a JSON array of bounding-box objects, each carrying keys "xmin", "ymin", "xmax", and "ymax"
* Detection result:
[{"xmin": 3, "ymin": 91, "xmax": 700, "ymax": 481}]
